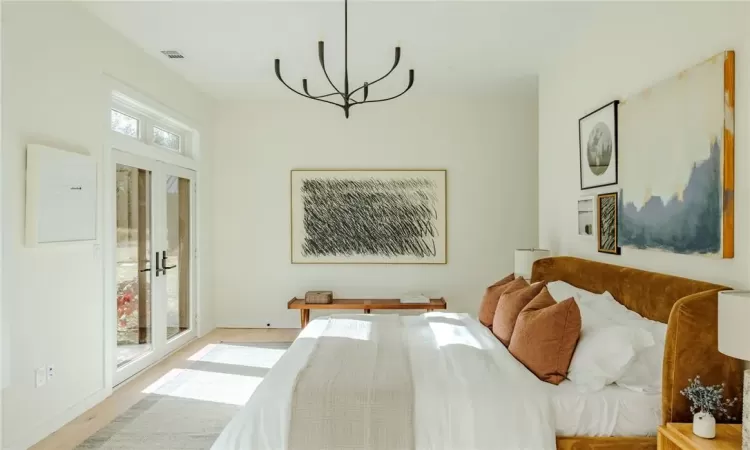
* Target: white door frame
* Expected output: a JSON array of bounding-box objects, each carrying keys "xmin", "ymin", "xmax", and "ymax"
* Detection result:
[
  {"xmin": 102, "ymin": 80, "xmax": 203, "ymax": 390},
  {"xmin": 108, "ymin": 149, "xmax": 198, "ymax": 386}
]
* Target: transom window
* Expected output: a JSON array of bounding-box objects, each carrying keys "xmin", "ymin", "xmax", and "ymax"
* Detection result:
[{"xmin": 110, "ymin": 92, "xmax": 192, "ymax": 157}]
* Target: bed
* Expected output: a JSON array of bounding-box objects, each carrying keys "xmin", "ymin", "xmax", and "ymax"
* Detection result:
[{"xmin": 212, "ymin": 257, "xmax": 743, "ymax": 450}]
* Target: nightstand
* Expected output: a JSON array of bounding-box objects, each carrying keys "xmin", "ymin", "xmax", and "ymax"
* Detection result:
[{"xmin": 658, "ymin": 423, "xmax": 741, "ymax": 449}]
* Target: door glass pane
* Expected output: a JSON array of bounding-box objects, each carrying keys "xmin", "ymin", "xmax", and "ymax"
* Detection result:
[
  {"xmin": 116, "ymin": 165, "xmax": 152, "ymax": 367},
  {"xmin": 165, "ymin": 175, "xmax": 191, "ymax": 340}
]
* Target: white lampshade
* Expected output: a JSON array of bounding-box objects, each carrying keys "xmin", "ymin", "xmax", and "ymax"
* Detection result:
[
  {"xmin": 718, "ymin": 290, "xmax": 750, "ymax": 361},
  {"xmin": 514, "ymin": 248, "xmax": 550, "ymax": 279}
]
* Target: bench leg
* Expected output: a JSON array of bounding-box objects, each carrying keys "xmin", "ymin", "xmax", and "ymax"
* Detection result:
[
  {"xmin": 300, "ymin": 310, "xmax": 310, "ymax": 328},
  {"xmin": 364, "ymin": 308, "xmax": 371, "ymax": 314}
]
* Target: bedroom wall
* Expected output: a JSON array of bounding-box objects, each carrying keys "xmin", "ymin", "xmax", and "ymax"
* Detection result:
[
  {"xmin": 538, "ymin": 2, "xmax": 750, "ymax": 288},
  {"xmin": 2, "ymin": 3, "xmax": 216, "ymax": 449},
  {"xmin": 212, "ymin": 90, "xmax": 539, "ymax": 328}
]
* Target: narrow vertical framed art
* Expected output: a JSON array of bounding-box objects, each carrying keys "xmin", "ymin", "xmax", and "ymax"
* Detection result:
[{"xmin": 597, "ymin": 192, "xmax": 620, "ymax": 255}]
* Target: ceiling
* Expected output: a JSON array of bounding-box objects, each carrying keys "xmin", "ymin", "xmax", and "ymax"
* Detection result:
[{"xmin": 84, "ymin": 1, "xmax": 597, "ymax": 101}]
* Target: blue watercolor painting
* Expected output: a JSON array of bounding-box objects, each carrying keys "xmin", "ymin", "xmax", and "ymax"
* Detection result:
[{"xmin": 617, "ymin": 53, "xmax": 732, "ymax": 257}]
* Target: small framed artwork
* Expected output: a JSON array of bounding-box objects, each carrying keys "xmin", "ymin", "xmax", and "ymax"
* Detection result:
[
  {"xmin": 577, "ymin": 197, "xmax": 595, "ymax": 238},
  {"xmin": 597, "ymin": 192, "xmax": 620, "ymax": 255},
  {"xmin": 579, "ymin": 100, "xmax": 619, "ymax": 190}
]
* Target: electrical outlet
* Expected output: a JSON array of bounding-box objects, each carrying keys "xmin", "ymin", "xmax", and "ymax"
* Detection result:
[
  {"xmin": 47, "ymin": 365, "xmax": 56, "ymax": 380},
  {"xmin": 35, "ymin": 367, "xmax": 47, "ymax": 388}
]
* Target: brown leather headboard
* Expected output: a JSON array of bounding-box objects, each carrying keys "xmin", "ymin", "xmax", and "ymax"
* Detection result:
[{"xmin": 531, "ymin": 256, "xmax": 743, "ymax": 424}]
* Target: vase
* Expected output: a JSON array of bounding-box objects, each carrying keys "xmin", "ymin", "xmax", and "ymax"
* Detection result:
[{"xmin": 693, "ymin": 412, "xmax": 716, "ymax": 439}]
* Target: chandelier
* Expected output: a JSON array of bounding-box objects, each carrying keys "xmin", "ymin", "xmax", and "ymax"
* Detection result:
[{"xmin": 274, "ymin": 0, "xmax": 414, "ymax": 118}]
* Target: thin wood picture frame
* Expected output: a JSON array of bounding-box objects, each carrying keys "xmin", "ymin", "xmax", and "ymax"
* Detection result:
[
  {"xmin": 579, "ymin": 100, "xmax": 619, "ymax": 190},
  {"xmin": 290, "ymin": 169, "xmax": 448, "ymax": 264},
  {"xmin": 597, "ymin": 192, "xmax": 620, "ymax": 255}
]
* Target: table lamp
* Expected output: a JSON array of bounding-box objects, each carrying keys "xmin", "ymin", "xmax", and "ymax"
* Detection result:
[
  {"xmin": 514, "ymin": 248, "xmax": 550, "ymax": 280},
  {"xmin": 718, "ymin": 290, "xmax": 750, "ymax": 449}
]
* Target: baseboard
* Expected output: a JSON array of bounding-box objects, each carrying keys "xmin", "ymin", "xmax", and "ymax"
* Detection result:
[{"xmin": 5, "ymin": 387, "xmax": 111, "ymax": 450}]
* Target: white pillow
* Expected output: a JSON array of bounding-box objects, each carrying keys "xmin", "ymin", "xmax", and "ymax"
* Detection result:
[
  {"xmin": 567, "ymin": 304, "xmax": 655, "ymax": 392},
  {"xmin": 547, "ymin": 280, "xmax": 599, "ymax": 303},
  {"xmin": 578, "ymin": 291, "xmax": 667, "ymax": 393}
]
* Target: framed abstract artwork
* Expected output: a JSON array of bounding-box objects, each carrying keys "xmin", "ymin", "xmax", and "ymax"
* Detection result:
[
  {"xmin": 597, "ymin": 192, "xmax": 620, "ymax": 255},
  {"xmin": 579, "ymin": 100, "xmax": 619, "ymax": 190},
  {"xmin": 618, "ymin": 51, "xmax": 735, "ymax": 258},
  {"xmin": 290, "ymin": 169, "xmax": 447, "ymax": 264}
]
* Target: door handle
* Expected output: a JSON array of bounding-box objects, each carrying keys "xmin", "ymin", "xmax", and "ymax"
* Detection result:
[
  {"xmin": 161, "ymin": 251, "xmax": 177, "ymax": 272},
  {"xmin": 155, "ymin": 251, "xmax": 163, "ymax": 277}
]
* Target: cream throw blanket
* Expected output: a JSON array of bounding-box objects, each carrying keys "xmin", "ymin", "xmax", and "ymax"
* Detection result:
[{"xmin": 288, "ymin": 314, "xmax": 414, "ymax": 450}]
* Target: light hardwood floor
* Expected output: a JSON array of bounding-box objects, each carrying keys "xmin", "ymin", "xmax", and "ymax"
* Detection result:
[{"xmin": 31, "ymin": 328, "xmax": 300, "ymax": 450}]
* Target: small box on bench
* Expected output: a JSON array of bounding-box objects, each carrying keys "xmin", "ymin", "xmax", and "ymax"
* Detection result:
[{"xmin": 305, "ymin": 291, "xmax": 333, "ymax": 304}]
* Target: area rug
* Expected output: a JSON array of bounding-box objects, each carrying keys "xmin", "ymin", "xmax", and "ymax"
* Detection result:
[{"xmin": 77, "ymin": 342, "xmax": 291, "ymax": 449}]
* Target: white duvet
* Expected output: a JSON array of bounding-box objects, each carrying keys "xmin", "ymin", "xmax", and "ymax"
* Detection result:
[{"xmin": 212, "ymin": 313, "xmax": 556, "ymax": 450}]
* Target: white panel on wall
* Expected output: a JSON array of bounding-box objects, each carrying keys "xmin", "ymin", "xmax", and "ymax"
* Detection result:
[{"xmin": 25, "ymin": 144, "xmax": 97, "ymax": 246}]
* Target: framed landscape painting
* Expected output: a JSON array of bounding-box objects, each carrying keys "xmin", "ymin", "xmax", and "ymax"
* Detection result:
[
  {"xmin": 618, "ymin": 51, "xmax": 734, "ymax": 258},
  {"xmin": 579, "ymin": 100, "xmax": 619, "ymax": 190},
  {"xmin": 290, "ymin": 169, "xmax": 447, "ymax": 264}
]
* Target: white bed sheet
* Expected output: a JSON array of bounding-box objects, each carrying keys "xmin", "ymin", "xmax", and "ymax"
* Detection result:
[
  {"xmin": 212, "ymin": 313, "xmax": 660, "ymax": 450},
  {"xmin": 213, "ymin": 313, "xmax": 556, "ymax": 450},
  {"xmin": 549, "ymin": 380, "xmax": 661, "ymax": 437}
]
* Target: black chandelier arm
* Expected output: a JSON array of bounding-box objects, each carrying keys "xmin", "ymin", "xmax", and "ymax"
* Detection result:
[
  {"xmin": 318, "ymin": 41, "xmax": 344, "ymax": 97},
  {"xmin": 301, "ymin": 79, "xmax": 340, "ymax": 99},
  {"xmin": 349, "ymin": 47, "xmax": 402, "ymax": 98},
  {"xmin": 351, "ymin": 69, "xmax": 414, "ymax": 105},
  {"xmin": 275, "ymin": 59, "xmax": 345, "ymax": 109}
]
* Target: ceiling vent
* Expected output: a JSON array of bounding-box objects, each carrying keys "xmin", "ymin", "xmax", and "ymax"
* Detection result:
[{"xmin": 161, "ymin": 50, "xmax": 184, "ymax": 59}]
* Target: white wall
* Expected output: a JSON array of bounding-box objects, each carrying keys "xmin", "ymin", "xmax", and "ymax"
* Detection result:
[
  {"xmin": 2, "ymin": 3, "xmax": 215, "ymax": 448},
  {"xmin": 538, "ymin": 2, "xmax": 750, "ymax": 288},
  {"xmin": 212, "ymin": 92, "xmax": 539, "ymax": 328}
]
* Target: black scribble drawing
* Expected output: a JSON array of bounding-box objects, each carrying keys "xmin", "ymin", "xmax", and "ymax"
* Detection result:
[
  {"xmin": 598, "ymin": 194, "xmax": 619, "ymax": 254},
  {"xmin": 300, "ymin": 177, "xmax": 439, "ymax": 258}
]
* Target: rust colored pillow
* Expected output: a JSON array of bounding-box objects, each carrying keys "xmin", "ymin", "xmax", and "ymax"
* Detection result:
[
  {"xmin": 492, "ymin": 282, "xmax": 547, "ymax": 346},
  {"xmin": 489, "ymin": 273, "xmax": 515, "ymax": 289},
  {"xmin": 477, "ymin": 273, "xmax": 517, "ymax": 327},
  {"xmin": 508, "ymin": 288, "xmax": 581, "ymax": 385}
]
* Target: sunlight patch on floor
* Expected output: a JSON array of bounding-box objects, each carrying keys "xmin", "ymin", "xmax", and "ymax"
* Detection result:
[
  {"xmin": 142, "ymin": 368, "xmax": 263, "ymax": 405},
  {"xmin": 188, "ymin": 344, "xmax": 287, "ymax": 369}
]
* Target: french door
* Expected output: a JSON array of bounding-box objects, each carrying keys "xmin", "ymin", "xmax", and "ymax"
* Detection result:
[{"xmin": 112, "ymin": 149, "xmax": 196, "ymax": 385}]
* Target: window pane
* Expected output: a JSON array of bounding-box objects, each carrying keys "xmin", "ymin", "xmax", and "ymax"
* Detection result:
[
  {"xmin": 153, "ymin": 127, "xmax": 181, "ymax": 152},
  {"xmin": 111, "ymin": 110, "xmax": 139, "ymax": 138},
  {"xmin": 115, "ymin": 165, "xmax": 152, "ymax": 368},
  {"xmin": 165, "ymin": 176, "xmax": 191, "ymax": 340}
]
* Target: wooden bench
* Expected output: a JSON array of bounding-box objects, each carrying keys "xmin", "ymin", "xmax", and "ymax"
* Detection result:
[{"xmin": 287, "ymin": 297, "xmax": 448, "ymax": 328}]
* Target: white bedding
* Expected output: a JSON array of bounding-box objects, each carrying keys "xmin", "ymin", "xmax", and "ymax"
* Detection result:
[
  {"xmin": 212, "ymin": 313, "xmax": 659, "ymax": 450},
  {"xmin": 550, "ymin": 380, "xmax": 661, "ymax": 437},
  {"xmin": 212, "ymin": 313, "xmax": 556, "ymax": 450}
]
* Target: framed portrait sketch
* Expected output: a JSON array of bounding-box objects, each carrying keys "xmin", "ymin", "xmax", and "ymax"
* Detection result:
[
  {"xmin": 290, "ymin": 169, "xmax": 447, "ymax": 264},
  {"xmin": 580, "ymin": 100, "xmax": 619, "ymax": 190}
]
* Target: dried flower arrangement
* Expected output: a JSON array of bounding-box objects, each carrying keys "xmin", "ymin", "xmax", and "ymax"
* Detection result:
[{"xmin": 680, "ymin": 375, "xmax": 738, "ymax": 419}]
